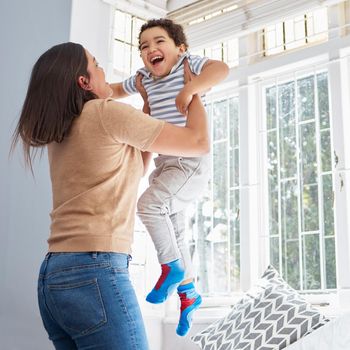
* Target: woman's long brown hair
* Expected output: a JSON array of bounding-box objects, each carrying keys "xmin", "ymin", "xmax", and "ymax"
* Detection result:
[{"xmin": 11, "ymin": 42, "xmax": 96, "ymax": 170}]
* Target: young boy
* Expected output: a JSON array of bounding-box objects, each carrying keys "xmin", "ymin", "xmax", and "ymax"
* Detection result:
[{"xmin": 111, "ymin": 18, "xmax": 229, "ymax": 336}]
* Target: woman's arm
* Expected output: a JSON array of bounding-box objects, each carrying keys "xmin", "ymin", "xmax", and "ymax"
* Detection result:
[
  {"xmin": 110, "ymin": 82, "xmax": 129, "ymax": 99},
  {"xmin": 145, "ymin": 93, "xmax": 209, "ymax": 156}
]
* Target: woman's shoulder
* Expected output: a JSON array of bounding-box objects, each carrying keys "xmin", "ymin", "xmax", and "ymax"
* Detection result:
[{"xmin": 84, "ymin": 98, "xmax": 136, "ymax": 115}]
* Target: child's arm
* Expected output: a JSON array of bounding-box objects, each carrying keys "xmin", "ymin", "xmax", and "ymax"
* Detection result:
[
  {"xmin": 175, "ymin": 59, "xmax": 229, "ymax": 115},
  {"xmin": 110, "ymin": 82, "xmax": 129, "ymax": 99}
]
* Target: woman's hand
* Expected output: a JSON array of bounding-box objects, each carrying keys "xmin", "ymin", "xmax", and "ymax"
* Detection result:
[
  {"xmin": 175, "ymin": 58, "xmax": 195, "ymax": 115},
  {"xmin": 136, "ymin": 73, "xmax": 151, "ymax": 115}
]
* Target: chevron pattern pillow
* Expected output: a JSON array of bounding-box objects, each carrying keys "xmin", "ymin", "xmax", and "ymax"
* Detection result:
[{"xmin": 192, "ymin": 265, "xmax": 328, "ymax": 350}]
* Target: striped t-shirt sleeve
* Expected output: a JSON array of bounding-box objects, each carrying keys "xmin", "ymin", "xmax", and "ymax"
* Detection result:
[
  {"xmin": 122, "ymin": 75, "xmax": 138, "ymax": 95},
  {"xmin": 188, "ymin": 54, "xmax": 209, "ymax": 75}
]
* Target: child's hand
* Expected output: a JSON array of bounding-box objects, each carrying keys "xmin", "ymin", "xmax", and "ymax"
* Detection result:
[
  {"xmin": 176, "ymin": 58, "xmax": 195, "ymax": 115},
  {"xmin": 136, "ymin": 73, "xmax": 151, "ymax": 114}
]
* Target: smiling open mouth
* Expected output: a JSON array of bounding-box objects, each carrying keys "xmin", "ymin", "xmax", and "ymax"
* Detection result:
[{"xmin": 150, "ymin": 56, "xmax": 164, "ymax": 65}]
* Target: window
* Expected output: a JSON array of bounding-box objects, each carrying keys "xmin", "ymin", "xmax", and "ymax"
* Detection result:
[
  {"xmin": 113, "ymin": 9, "xmax": 145, "ymax": 76},
  {"xmin": 187, "ymin": 97, "xmax": 240, "ymax": 295},
  {"xmin": 263, "ymin": 8, "xmax": 328, "ymax": 56},
  {"xmin": 192, "ymin": 39, "xmax": 239, "ymax": 68},
  {"xmin": 264, "ymin": 71, "xmax": 336, "ymax": 291}
]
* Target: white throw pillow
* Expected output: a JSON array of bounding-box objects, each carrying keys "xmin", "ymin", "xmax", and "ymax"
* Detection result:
[{"xmin": 192, "ymin": 266, "xmax": 328, "ymax": 350}]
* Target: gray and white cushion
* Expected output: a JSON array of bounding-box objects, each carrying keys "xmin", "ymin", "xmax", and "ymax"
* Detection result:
[{"xmin": 192, "ymin": 266, "xmax": 328, "ymax": 350}]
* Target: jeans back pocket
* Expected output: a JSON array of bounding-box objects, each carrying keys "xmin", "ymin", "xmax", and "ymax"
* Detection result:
[{"xmin": 48, "ymin": 278, "xmax": 107, "ymax": 336}]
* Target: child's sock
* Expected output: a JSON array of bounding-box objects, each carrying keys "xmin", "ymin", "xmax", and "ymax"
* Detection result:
[
  {"xmin": 146, "ymin": 259, "xmax": 185, "ymax": 304},
  {"xmin": 176, "ymin": 282, "xmax": 202, "ymax": 336}
]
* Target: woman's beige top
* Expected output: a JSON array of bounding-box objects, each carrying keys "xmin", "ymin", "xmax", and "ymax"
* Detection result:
[{"xmin": 47, "ymin": 98, "xmax": 164, "ymax": 254}]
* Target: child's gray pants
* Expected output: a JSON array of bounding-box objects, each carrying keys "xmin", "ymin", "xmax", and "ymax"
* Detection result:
[{"xmin": 137, "ymin": 154, "xmax": 210, "ymax": 280}]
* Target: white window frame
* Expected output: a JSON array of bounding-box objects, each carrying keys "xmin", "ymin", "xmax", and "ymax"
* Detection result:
[{"xmin": 186, "ymin": 2, "xmax": 350, "ymax": 315}]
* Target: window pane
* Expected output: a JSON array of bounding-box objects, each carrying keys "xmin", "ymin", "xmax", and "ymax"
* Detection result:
[
  {"xmin": 192, "ymin": 97, "xmax": 239, "ymax": 295},
  {"xmin": 213, "ymin": 242, "xmax": 228, "ymax": 293},
  {"xmin": 266, "ymin": 86, "xmax": 277, "ymax": 130},
  {"xmin": 270, "ymin": 237, "xmax": 280, "ymax": 269},
  {"xmin": 321, "ymin": 129, "xmax": 332, "ymax": 172},
  {"xmin": 302, "ymin": 184, "xmax": 319, "ymax": 232},
  {"xmin": 317, "ymin": 72, "xmax": 330, "ymax": 129},
  {"xmin": 323, "ymin": 174, "xmax": 334, "ymax": 236},
  {"xmin": 281, "ymin": 180, "xmax": 298, "ymax": 240},
  {"xmin": 265, "ymin": 70, "xmax": 335, "ymax": 291},
  {"xmin": 300, "ymin": 122, "xmax": 317, "ymax": 184},
  {"xmin": 230, "ymin": 188, "xmax": 240, "ymax": 292},
  {"xmin": 325, "ymin": 237, "xmax": 337, "ymax": 288},
  {"xmin": 131, "ymin": 46, "xmax": 143, "ymax": 74},
  {"xmin": 284, "ymin": 240, "xmax": 300, "ymax": 289},
  {"xmin": 298, "ymin": 76, "xmax": 315, "ymax": 121},
  {"xmin": 302, "ymin": 234, "xmax": 321, "ymax": 290},
  {"xmin": 213, "ymin": 100, "xmax": 228, "ymax": 141},
  {"xmin": 279, "ymin": 82, "xmax": 297, "ymax": 179},
  {"xmin": 229, "ymin": 97, "xmax": 239, "ymax": 188},
  {"xmin": 213, "ymin": 142, "xmax": 228, "ymax": 228},
  {"xmin": 114, "ymin": 41, "xmax": 131, "ymax": 74}
]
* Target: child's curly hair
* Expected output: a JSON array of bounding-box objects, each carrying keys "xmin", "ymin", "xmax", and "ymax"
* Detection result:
[{"xmin": 138, "ymin": 18, "xmax": 188, "ymax": 50}]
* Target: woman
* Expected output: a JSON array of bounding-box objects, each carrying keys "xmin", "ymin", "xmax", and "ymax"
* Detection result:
[{"xmin": 12, "ymin": 42, "xmax": 209, "ymax": 350}]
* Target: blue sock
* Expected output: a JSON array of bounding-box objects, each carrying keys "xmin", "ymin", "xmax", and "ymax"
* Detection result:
[
  {"xmin": 176, "ymin": 282, "xmax": 202, "ymax": 336},
  {"xmin": 146, "ymin": 259, "xmax": 185, "ymax": 304}
]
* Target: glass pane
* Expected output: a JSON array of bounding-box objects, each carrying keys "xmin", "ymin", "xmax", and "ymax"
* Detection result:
[
  {"xmin": 302, "ymin": 234, "xmax": 321, "ymax": 290},
  {"xmin": 114, "ymin": 41, "xmax": 131, "ymax": 74},
  {"xmin": 279, "ymin": 82, "xmax": 297, "ymax": 179},
  {"xmin": 270, "ymin": 237, "xmax": 280, "ymax": 270},
  {"xmin": 131, "ymin": 46, "xmax": 143, "ymax": 74},
  {"xmin": 229, "ymin": 97, "xmax": 239, "ymax": 148},
  {"xmin": 132, "ymin": 17, "xmax": 145, "ymax": 46},
  {"xmin": 281, "ymin": 180, "xmax": 299, "ymax": 240},
  {"xmin": 229, "ymin": 97, "xmax": 239, "ymax": 188},
  {"xmin": 213, "ymin": 100, "xmax": 228, "ymax": 141},
  {"xmin": 213, "ymin": 242, "xmax": 228, "ymax": 292},
  {"xmin": 230, "ymin": 148, "xmax": 239, "ymax": 188},
  {"xmin": 320, "ymin": 129, "xmax": 332, "ymax": 172},
  {"xmin": 323, "ymin": 174, "xmax": 334, "ymax": 236},
  {"xmin": 226, "ymin": 39, "xmax": 239, "ymax": 68},
  {"xmin": 198, "ymin": 240, "xmax": 211, "ymax": 293},
  {"xmin": 300, "ymin": 122, "xmax": 317, "ymax": 184},
  {"xmin": 325, "ymin": 237, "xmax": 337, "ymax": 289},
  {"xmin": 317, "ymin": 72, "xmax": 330, "ymax": 129},
  {"xmin": 114, "ymin": 11, "xmax": 132, "ymax": 42},
  {"xmin": 302, "ymin": 184, "xmax": 319, "ymax": 232},
  {"xmin": 298, "ymin": 75, "xmax": 315, "ymax": 121},
  {"xmin": 213, "ymin": 141, "xmax": 228, "ymax": 214},
  {"xmin": 230, "ymin": 189, "xmax": 240, "ymax": 245},
  {"xmin": 285, "ymin": 240, "xmax": 300, "ymax": 289},
  {"xmin": 266, "ymin": 86, "xmax": 277, "ymax": 130},
  {"xmin": 279, "ymin": 124, "xmax": 297, "ymax": 179},
  {"xmin": 267, "ymin": 130, "xmax": 279, "ymax": 237},
  {"xmin": 230, "ymin": 189, "xmax": 240, "ymax": 291}
]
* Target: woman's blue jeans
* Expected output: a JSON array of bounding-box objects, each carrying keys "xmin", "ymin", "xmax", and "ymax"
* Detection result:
[{"xmin": 37, "ymin": 252, "xmax": 149, "ymax": 350}]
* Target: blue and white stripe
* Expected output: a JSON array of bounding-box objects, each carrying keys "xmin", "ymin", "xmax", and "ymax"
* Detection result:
[{"xmin": 123, "ymin": 52, "xmax": 209, "ymax": 126}]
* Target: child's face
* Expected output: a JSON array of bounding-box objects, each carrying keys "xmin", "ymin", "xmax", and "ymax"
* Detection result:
[{"xmin": 139, "ymin": 27, "xmax": 186, "ymax": 78}]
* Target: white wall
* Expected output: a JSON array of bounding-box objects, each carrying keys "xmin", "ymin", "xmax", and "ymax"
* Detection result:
[{"xmin": 0, "ymin": 1, "xmax": 72, "ymax": 349}]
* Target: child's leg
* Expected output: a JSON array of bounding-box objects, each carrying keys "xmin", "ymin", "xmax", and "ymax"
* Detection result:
[
  {"xmin": 176, "ymin": 282, "xmax": 202, "ymax": 336},
  {"xmin": 171, "ymin": 211, "xmax": 202, "ymax": 336},
  {"xmin": 170, "ymin": 211, "xmax": 194, "ymax": 280},
  {"xmin": 137, "ymin": 155, "xmax": 210, "ymax": 304}
]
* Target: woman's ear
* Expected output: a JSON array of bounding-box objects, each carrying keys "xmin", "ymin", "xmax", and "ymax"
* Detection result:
[{"xmin": 77, "ymin": 76, "xmax": 92, "ymax": 90}]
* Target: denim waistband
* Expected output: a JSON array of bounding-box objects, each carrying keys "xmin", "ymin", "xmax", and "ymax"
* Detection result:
[{"xmin": 39, "ymin": 252, "xmax": 131, "ymax": 279}]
